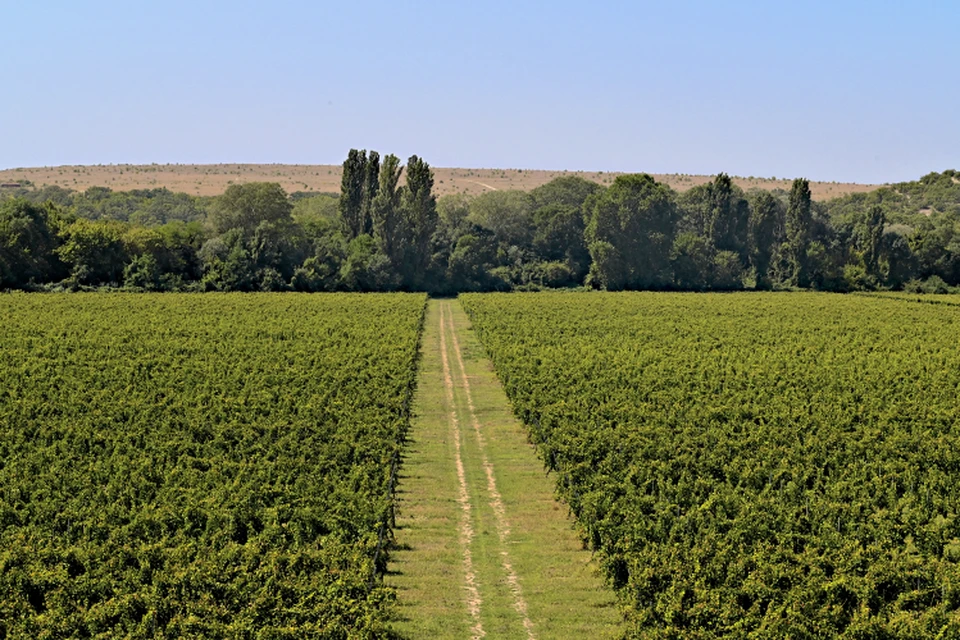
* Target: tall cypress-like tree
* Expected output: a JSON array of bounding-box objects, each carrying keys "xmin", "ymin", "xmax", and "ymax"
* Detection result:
[
  {"xmin": 706, "ymin": 173, "xmax": 750, "ymax": 259},
  {"xmin": 400, "ymin": 155, "xmax": 437, "ymax": 288},
  {"xmin": 360, "ymin": 151, "xmax": 380, "ymax": 236},
  {"xmin": 339, "ymin": 149, "xmax": 368, "ymax": 239},
  {"xmin": 863, "ymin": 205, "xmax": 886, "ymax": 281},
  {"xmin": 785, "ymin": 178, "xmax": 812, "ymax": 287},
  {"xmin": 371, "ymin": 154, "xmax": 404, "ymax": 267},
  {"xmin": 748, "ymin": 191, "xmax": 782, "ymax": 289}
]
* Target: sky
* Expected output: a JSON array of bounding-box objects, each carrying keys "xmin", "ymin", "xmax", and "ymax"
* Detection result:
[{"xmin": 3, "ymin": 0, "xmax": 958, "ymax": 184}]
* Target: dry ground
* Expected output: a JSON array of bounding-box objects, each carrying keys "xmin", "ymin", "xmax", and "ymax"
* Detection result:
[{"xmin": 0, "ymin": 163, "xmax": 877, "ymax": 200}]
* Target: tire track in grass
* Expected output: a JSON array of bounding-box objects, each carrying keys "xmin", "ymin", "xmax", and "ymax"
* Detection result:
[
  {"xmin": 445, "ymin": 302, "xmax": 537, "ymax": 640},
  {"xmin": 439, "ymin": 302, "xmax": 486, "ymax": 639}
]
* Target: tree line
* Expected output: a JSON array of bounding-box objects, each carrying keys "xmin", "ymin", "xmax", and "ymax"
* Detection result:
[{"xmin": 2, "ymin": 155, "xmax": 958, "ymax": 293}]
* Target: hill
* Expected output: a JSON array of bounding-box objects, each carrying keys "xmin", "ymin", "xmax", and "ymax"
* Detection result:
[{"xmin": 0, "ymin": 163, "xmax": 876, "ymax": 201}]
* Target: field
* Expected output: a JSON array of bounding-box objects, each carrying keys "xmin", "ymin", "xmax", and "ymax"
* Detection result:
[
  {"xmin": 0, "ymin": 293, "xmax": 426, "ymax": 637},
  {"xmin": 858, "ymin": 292, "xmax": 960, "ymax": 307},
  {"xmin": 5, "ymin": 289, "xmax": 959, "ymax": 638},
  {"xmin": 0, "ymin": 163, "xmax": 875, "ymax": 200},
  {"xmin": 462, "ymin": 292, "xmax": 960, "ymax": 638}
]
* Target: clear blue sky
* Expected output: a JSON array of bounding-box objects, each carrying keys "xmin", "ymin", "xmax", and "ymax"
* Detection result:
[{"xmin": 3, "ymin": 0, "xmax": 958, "ymax": 184}]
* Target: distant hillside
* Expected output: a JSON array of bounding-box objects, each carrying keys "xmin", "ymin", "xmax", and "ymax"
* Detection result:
[
  {"xmin": 824, "ymin": 169, "xmax": 960, "ymax": 223},
  {"xmin": 0, "ymin": 163, "xmax": 876, "ymax": 201}
]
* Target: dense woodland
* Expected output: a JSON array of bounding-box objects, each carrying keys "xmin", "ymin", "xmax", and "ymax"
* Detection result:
[{"xmin": 2, "ymin": 153, "xmax": 959, "ymax": 293}]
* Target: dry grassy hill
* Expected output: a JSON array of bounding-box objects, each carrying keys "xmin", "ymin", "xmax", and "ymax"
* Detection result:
[{"xmin": 0, "ymin": 163, "xmax": 877, "ymax": 201}]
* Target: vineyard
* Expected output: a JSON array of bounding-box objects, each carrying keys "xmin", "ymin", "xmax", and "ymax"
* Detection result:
[
  {"xmin": 0, "ymin": 293, "xmax": 426, "ymax": 637},
  {"xmin": 858, "ymin": 292, "xmax": 960, "ymax": 308},
  {"xmin": 461, "ymin": 292, "xmax": 960, "ymax": 638}
]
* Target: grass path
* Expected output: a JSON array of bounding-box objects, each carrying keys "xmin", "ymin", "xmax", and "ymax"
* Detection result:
[{"xmin": 387, "ymin": 300, "xmax": 620, "ymax": 639}]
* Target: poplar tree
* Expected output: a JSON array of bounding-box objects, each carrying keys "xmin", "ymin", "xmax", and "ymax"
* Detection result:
[
  {"xmin": 748, "ymin": 191, "xmax": 782, "ymax": 290},
  {"xmin": 785, "ymin": 178, "xmax": 812, "ymax": 287},
  {"xmin": 371, "ymin": 154, "xmax": 404, "ymax": 267},
  {"xmin": 706, "ymin": 173, "xmax": 749, "ymax": 259},
  {"xmin": 863, "ymin": 205, "xmax": 886, "ymax": 281},
  {"xmin": 400, "ymin": 155, "xmax": 437, "ymax": 288},
  {"xmin": 339, "ymin": 149, "xmax": 368, "ymax": 239},
  {"xmin": 361, "ymin": 151, "xmax": 380, "ymax": 236}
]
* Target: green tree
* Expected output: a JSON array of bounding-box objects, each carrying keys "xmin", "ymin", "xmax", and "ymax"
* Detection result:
[
  {"xmin": 399, "ymin": 155, "xmax": 438, "ymax": 288},
  {"xmin": 437, "ymin": 194, "xmax": 471, "ymax": 236},
  {"xmin": 468, "ymin": 190, "xmax": 536, "ymax": 250},
  {"xmin": 339, "ymin": 149, "xmax": 369, "ymax": 239},
  {"xmin": 371, "ymin": 154, "xmax": 404, "ymax": 268},
  {"xmin": 0, "ymin": 198, "xmax": 63, "ymax": 288},
  {"xmin": 56, "ymin": 218, "xmax": 128, "ymax": 286},
  {"xmin": 706, "ymin": 174, "xmax": 749, "ymax": 257},
  {"xmin": 446, "ymin": 231, "xmax": 498, "ymax": 292},
  {"xmin": 528, "ymin": 176, "xmax": 599, "ymax": 282},
  {"xmin": 361, "ymin": 150, "xmax": 380, "ymax": 236},
  {"xmin": 881, "ymin": 226, "xmax": 916, "ymax": 288},
  {"xmin": 862, "ymin": 205, "xmax": 886, "ymax": 281},
  {"xmin": 585, "ymin": 174, "xmax": 677, "ymax": 290},
  {"xmin": 530, "ymin": 175, "xmax": 602, "ymax": 210},
  {"xmin": 532, "ymin": 204, "xmax": 590, "ymax": 281},
  {"xmin": 210, "ymin": 182, "xmax": 293, "ymax": 235},
  {"xmin": 340, "ymin": 234, "xmax": 398, "ymax": 291},
  {"xmin": 670, "ymin": 231, "xmax": 714, "ymax": 290},
  {"xmin": 291, "ymin": 235, "xmax": 345, "ymax": 292},
  {"xmin": 712, "ymin": 250, "xmax": 745, "ymax": 290},
  {"xmin": 748, "ymin": 191, "xmax": 783, "ymax": 289},
  {"xmin": 198, "ymin": 229, "xmax": 258, "ymax": 291},
  {"xmin": 785, "ymin": 178, "xmax": 812, "ymax": 287},
  {"xmin": 123, "ymin": 253, "xmax": 162, "ymax": 290}
]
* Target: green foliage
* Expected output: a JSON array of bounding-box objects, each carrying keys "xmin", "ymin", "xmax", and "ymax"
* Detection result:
[
  {"xmin": 531, "ymin": 204, "xmax": 591, "ymax": 280},
  {"xmin": 199, "ymin": 229, "xmax": 257, "ymax": 291},
  {"xmin": 201, "ymin": 184, "xmax": 306, "ymax": 291},
  {"xmin": 445, "ymin": 232, "xmax": 498, "ymax": 292},
  {"xmin": 123, "ymin": 253, "xmax": 162, "ymax": 290},
  {"xmin": 0, "ymin": 293, "xmax": 427, "ymax": 637},
  {"xmin": 340, "ymin": 149, "xmax": 372, "ymax": 240},
  {"xmin": 855, "ymin": 205, "xmax": 887, "ymax": 281},
  {"xmin": 786, "ymin": 178, "xmax": 813, "ymax": 286},
  {"xmin": 291, "ymin": 193, "xmax": 339, "ymax": 236},
  {"xmin": 0, "ymin": 199, "xmax": 64, "ymax": 288},
  {"xmin": 66, "ymin": 187, "xmax": 205, "ymax": 225},
  {"xmin": 362, "ymin": 151, "xmax": 381, "ymax": 234},
  {"xmin": 670, "ymin": 232, "xmax": 714, "ymax": 290},
  {"xmin": 678, "ymin": 174, "xmax": 750, "ymax": 261},
  {"xmin": 530, "ymin": 175, "xmax": 602, "ymax": 210},
  {"xmin": 903, "ymin": 275, "xmax": 950, "ymax": 294},
  {"xmin": 56, "ymin": 218, "xmax": 129, "ymax": 286},
  {"xmin": 4, "ymin": 163, "xmax": 958, "ymax": 293},
  {"xmin": 468, "ymin": 190, "xmax": 536, "ymax": 249},
  {"xmin": 436, "ymin": 194, "xmax": 471, "ymax": 235},
  {"xmin": 291, "ymin": 237, "xmax": 344, "ymax": 292},
  {"xmin": 712, "ymin": 249, "xmax": 745, "ymax": 290},
  {"xmin": 371, "ymin": 154, "xmax": 404, "ymax": 270},
  {"xmin": 209, "ymin": 182, "xmax": 293, "ymax": 235},
  {"xmin": 463, "ymin": 292, "xmax": 960, "ymax": 639},
  {"xmin": 585, "ymin": 174, "xmax": 677, "ymax": 290},
  {"xmin": 399, "ymin": 156, "xmax": 438, "ymax": 289},
  {"xmin": 340, "ymin": 235, "xmax": 399, "ymax": 292},
  {"xmin": 748, "ymin": 191, "xmax": 783, "ymax": 289},
  {"xmin": 826, "ymin": 170, "xmax": 960, "ymax": 224}
]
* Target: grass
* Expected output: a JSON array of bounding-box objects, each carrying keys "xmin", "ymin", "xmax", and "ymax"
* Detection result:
[
  {"xmin": 386, "ymin": 300, "xmax": 621, "ymax": 639},
  {"xmin": 0, "ymin": 163, "xmax": 873, "ymax": 199}
]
